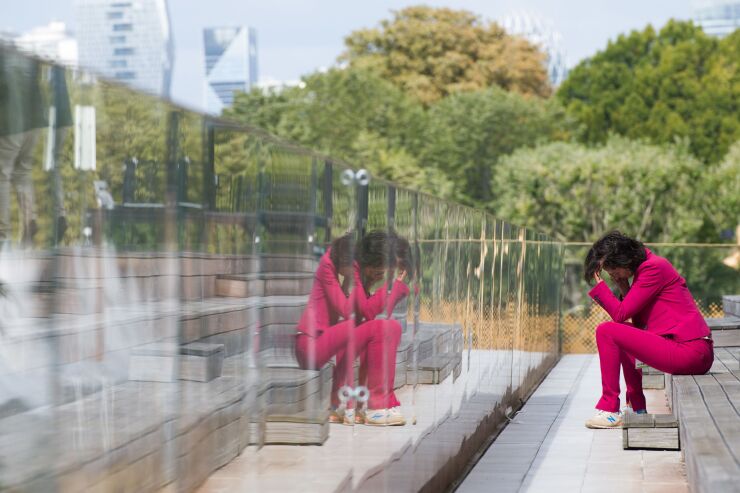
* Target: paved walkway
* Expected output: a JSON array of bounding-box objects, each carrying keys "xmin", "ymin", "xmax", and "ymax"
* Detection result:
[{"xmin": 458, "ymin": 355, "xmax": 689, "ymax": 493}]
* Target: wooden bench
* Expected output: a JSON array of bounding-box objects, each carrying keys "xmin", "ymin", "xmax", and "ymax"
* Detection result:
[
  {"xmin": 622, "ymin": 413, "xmax": 679, "ymax": 450},
  {"xmin": 670, "ymin": 343, "xmax": 740, "ymax": 493}
]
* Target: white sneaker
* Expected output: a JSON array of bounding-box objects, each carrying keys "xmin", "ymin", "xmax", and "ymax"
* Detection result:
[
  {"xmin": 622, "ymin": 404, "xmax": 648, "ymax": 415},
  {"xmin": 329, "ymin": 407, "xmax": 356, "ymax": 426},
  {"xmin": 585, "ymin": 410, "xmax": 623, "ymax": 429},
  {"xmin": 364, "ymin": 406, "xmax": 406, "ymax": 426}
]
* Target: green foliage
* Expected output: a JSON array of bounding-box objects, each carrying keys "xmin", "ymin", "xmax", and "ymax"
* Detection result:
[
  {"xmin": 492, "ymin": 136, "xmax": 739, "ymax": 243},
  {"xmin": 419, "ymin": 87, "xmax": 575, "ymax": 205},
  {"xmin": 501, "ymin": 137, "xmax": 740, "ymax": 308},
  {"xmin": 558, "ymin": 21, "xmax": 740, "ymax": 164},
  {"xmin": 340, "ymin": 5, "xmax": 551, "ymax": 105}
]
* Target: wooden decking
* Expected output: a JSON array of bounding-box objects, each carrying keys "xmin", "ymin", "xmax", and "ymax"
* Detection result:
[{"xmin": 670, "ymin": 306, "xmax": 740, "ymax": 493}]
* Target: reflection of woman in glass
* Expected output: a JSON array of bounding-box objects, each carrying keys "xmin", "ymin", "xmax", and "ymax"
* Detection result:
[
  {"xmin": 583, "ymin": 232, "xmax": 713, "ymax": 429},
  {"xmin": 295, "ymin": 230, "xmax": 409, "ymax": 426},
  {"xmin": 0, "ymin": 48, "xmax": 45, "ymax": 244}
]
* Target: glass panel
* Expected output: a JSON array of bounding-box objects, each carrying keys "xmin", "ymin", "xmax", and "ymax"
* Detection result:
[
  {"xmin": 0, "ymin": 44, "xmax": 568, "ymax": 490},
  {"xmin": 57, "ymin": 59, "xmax": 178, "ymax": 489},
  {"xmin": 0, "ymin": 47, "xmax": 61, "ymax": 491}
]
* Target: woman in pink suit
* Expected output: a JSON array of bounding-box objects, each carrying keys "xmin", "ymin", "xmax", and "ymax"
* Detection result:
[
  {"xmin": 295, "ymin": 231, "xmax": 409, "ymax": 426},
  {"xmin": 584, "ymin": 231, "xmax": 714, "ymax": 429}
]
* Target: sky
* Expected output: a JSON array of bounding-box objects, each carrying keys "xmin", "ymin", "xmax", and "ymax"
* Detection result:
[{"xmin": 3, "ymin": 0, "xmax": 694, "ymax": 113}]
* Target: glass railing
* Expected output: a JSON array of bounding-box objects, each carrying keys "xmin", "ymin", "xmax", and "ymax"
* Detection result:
[{"xmin": 0, "ymin": 44, "xmax": 562, "ymax": 491}]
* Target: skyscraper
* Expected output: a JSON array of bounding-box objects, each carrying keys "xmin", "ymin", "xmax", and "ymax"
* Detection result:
[
  {"xmin": 74, "ymin": 0, "xmax": 174, "ymax": 97},
  {"xmin": 203, "ymin": 26, "xmax": 258, "ymax": 115},
  {"xmin": 692, "ymin": 0, "xmax": 740, "ymax": 37}
]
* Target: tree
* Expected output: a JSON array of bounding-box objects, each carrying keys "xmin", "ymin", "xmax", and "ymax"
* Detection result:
[
  {"xmin": 340, "ymin": 6, "xmax": 551, "ymax": 105},
  {"xmin": 558, "ymin": 21, "xmax": 740, "ymax": 164},
  {"xmin": 418, "ymin": 87, "xmax": 574, "ymax": 206},
  {"xmin": 492, "ymin": 136, "xmax": 716, "ymax": 243},
  {"xmin": 225, "ymin": 67, "xmax": 451, "ymax": 194},
  {"xmin": 493, "ymin": 136, "xmax": 740, "ymax": 308}
]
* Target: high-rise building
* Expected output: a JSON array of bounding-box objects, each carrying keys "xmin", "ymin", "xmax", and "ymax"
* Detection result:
[
  {"xmin": 500, "ymin": 11, "xmax": 568, "ymax": 87},
  {"xmin": 692, "ymin": 0, "xmax": 740, "ymax": 37},
  {"xmin": 11, "ymin": 22, "xmax": 78, "ymax": 66},
  {"xmin": 203, "ymin": 26, "xmax": 258, "ymax": 114},
  {"xmin": 74, "ymin": 0, "xmax": 174, "ymax": 97}
]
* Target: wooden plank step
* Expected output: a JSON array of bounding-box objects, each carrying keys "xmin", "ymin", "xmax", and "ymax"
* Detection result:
[
  {"xmin": 215, "ymin": 274, "xmax": 263, "ymax": 298},
  {"xmin": 713, "ymin": 372, "xmax": 740, "ymax": 414},
  {"xmin": 672, "ymin": 375, "xmax": 740, "ymax": 493},
  {"xmin": 257, "ymin": 409, "xmax": 331, "ymax": 445},
  {"xmin": 260, "ymin": 255, "xmax": 318, "ymax": 274},
  {"xmin": 722, "ymin": 295, "xmax": 740, "ymax": 318},
  {"xmin": 693, "ymin": 375, "xmax": 740, "ymax": 466},
  {"xmin": 216, "ymin": 272, "xmax": 314, "ymax": 298},
  {"xmin": 635, "ymin": 361, "xmax": 667, "ymax": 389},
  {"xmin": 712, "ymin": 328, "xmax": 740, "ymax": 348},
  {"xmin": 622, "ymin": 412, "xmax": 679, "ymax": 450},
  {"xmin": 179, "ymin": 342, "xmax": 225, "ymax": 382},
  {"xmin": 642, "ymin": 373, "xmax": 666, "ymax": 389},
  {"xmin": 706, "ymin": 317, "xmax": 740, "ymax": 330},
  {"xmin": 416, "ymin": 355, "xmax": 454, "ymax": 384},
  {"xmin": 715, "ymin": 348, "xmax": 740, "ymax": 372}
]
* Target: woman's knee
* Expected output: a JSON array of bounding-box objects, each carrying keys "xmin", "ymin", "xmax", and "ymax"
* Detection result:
[
  {"xmin": 385, "ymin": 319, "xmax": 402, "ymax": 340},
  {"xmin": 295, "ymin": 336, "xmax": 321, "ymax": 370},
  {"xmin": 367, "ymin": 319, "xmax": 402, "ymax": 340},
  {"xmin": 595, "ymin": 321, "xmax": 619, "ymax": 340}
]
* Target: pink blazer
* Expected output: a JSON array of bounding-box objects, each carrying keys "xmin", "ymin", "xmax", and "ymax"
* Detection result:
[
  {"xmin": 589, "ymin": 248, "xmax": 710, "ymax": 342},
  {"xmin": 296, "ymin": 249, "xmax": 409, "ymax": 337}
]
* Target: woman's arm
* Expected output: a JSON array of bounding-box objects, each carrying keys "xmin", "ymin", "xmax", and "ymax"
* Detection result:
[
  {"xmin": 353, "ymin": 267, "xmax": 409, "ymax": 320},
  {"xmin": 589, "ymin": 263, "xmax": 664, "ymax": 323},
  {"xmin": 384, "ymin": 272, "xmax": 410, "ymax": 317},
  {"xmin": 353, "ymin": 267, "xmax": 388, "ymax": 321},
  {"xmin": 317, "ymin": 258, "xmax": 353, "ymax": 320}
]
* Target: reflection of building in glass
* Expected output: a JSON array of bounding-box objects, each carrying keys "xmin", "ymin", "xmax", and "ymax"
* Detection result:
[
  {"xmin": 6, "ymin": 22, "xmax": 78, "ymax": 66},
  {"xmin": 500, "ymin": 11, "xmax": 568, "ymax": 86},
  {"xmin": 203, "ymin": 26, "xmax": 258, "ymax": 115},
  {"xmin": 692, "ymin": 0, "xmax": 740, "ymax": 37},
  {"xmin": 74, "ymin": 0, "xmax": 174, "ymax": 97}
]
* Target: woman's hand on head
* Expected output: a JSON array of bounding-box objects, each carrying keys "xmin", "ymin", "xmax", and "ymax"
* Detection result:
[{"xmin": 396, "ymin": 269, "xmax": 407, "ymax": 282}]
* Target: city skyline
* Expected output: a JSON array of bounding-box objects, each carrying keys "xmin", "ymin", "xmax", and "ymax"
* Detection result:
[
  {"xmin": 5, "ymin": 0, "xmax": 693, "ymax": 112},
  {"xmin": 692, "ymin": 0, "xmax": 740, "ymax": 37}
]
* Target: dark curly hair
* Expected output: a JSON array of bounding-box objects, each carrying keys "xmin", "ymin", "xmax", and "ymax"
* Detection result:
[
  {"xmin": 357, "ymin": 229, "xmax": 396, "ymax": 270},
  {"xmin": 391, "ymin": 233, "xmax": 415, "ymax": 280},
  {"xmin": 584, "ymin": 231, "xmax": 647, "ymax": 284},
  {"xmin": 329, "ymin": 232, "xmax": 355, "ymax": 271}
]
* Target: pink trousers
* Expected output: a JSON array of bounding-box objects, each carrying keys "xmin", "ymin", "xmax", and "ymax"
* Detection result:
[
  {"xmin": 295, "ymin": 319, "xmax": 402, "ymax": 409},
  {"xmin": 595, "ymin": 322, "xmax": 714, "ymax": 412}
]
